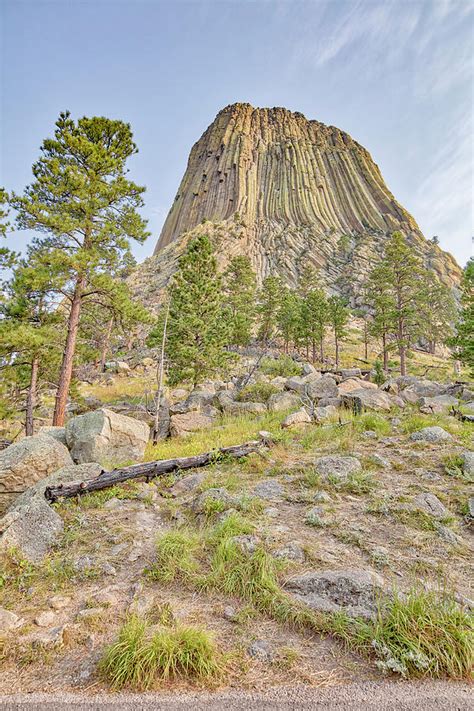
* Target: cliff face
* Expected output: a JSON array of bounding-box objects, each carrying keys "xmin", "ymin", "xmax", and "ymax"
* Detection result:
[{"xmin": 135, "ymin": 103, "xmax": 461, "ymax": 306}]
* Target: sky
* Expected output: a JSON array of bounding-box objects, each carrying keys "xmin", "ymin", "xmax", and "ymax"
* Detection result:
[{"xmin": 1, "ymin": 0, "xmax": 473, "ymax": 267}]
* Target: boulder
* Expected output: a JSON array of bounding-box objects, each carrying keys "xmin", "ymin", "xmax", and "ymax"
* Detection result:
[
  {"xmin": 338, "ymin": 378, "xmax": 377, "ymax": 394},
  {"xmin": 65, "ymin": 409, "xmax": 150, "ymax": 466},
  {"xmin": 170, "ymin": 412, "xmax": 214, "ymax": 437},
  {"xmin": 285, "ymin": 375, "xmax": 316, "ymax": 395},
  {"xmin": 343, "ymin": 388, "xmax": 393, "ymax": 412},
  {"xmin": 306, "ymin": 374, "xmax": 338, "ymax": 401},
  {"xmin": 302, "ymin": 363, "xmax": 317, "ymax": 376},
  {"xmin": 410, "ymin": 426, "xmax": 453, "ymax": 443},
  {"xmin": 313, "ymin": 405, "xmax": 337, "ymax": 422},
  {"xmin": 267, "ymin": 391, "xmax": 301, "ymax": 412},
  {"xmin": 461, "ymin": 451, "xmax": 474, "ymax": 477},
  {"xmin": 314, "ymin": 456, "xmax": 361, "ymax": 482},
  {"xmin": 253, "ymin": 480, "xmax": 284, "ymax": 500},
  {"xmin": 340, "ymin": 368, "xmax": 362, "ymax": 380},
  {"xmin": 418, "ymin": 395, "xmax": 458, "ymax": 414},
  {"xmin": 270, "ymin": 376, "xmax": 287, "ymax": 390},
  {"xmin": 413, "ymin": 493, "xmax": 449, "ymax": 518},
  {"xmin": 219, "ymin": 396, "xmax": 266, "ymax": 416},
  {"xmin": 0, "ymin": 463, "xmax": 101, "ymax": 563},
  {"xmin": 0, "ymin": 435, "xmax": 73, "ymax": 515},
  {"xmin": 285, "ymin": 568, "xmax": 384, "ymax": 619},
  {"xmin": 37, "ymin": 426, "xmax": 68, "ymax": 446},
  {"xmin": 0, "ymin": 607, "xmax": 23, "ymax": 632},
  {"xmin": 170, "ymin": 389, "xmax": 214, "ymax": 415},
  {"xmin": 273, "ymin": 542, "xmax": 305, "ymax": 562},
  {"xmin": 170, "ymin": 388, "xmax": 188, "ymax": 401},
  {"xmin": 281, "ymin": 409, "xmax": 312, "ymax": 428}
]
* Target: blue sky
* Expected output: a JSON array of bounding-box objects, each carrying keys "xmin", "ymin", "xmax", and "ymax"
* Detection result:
[{"xmin": 1, "ymin": 0, "xmax": 473, "ymax": 266}]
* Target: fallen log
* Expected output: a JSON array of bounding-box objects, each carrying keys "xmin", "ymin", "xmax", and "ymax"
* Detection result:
[{"xmin": 44, "ymin": 440, "xmax": 262, "ymax": 503}]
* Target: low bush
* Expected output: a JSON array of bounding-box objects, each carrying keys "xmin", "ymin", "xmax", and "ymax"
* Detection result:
[
  {"xmin": 236, "ymin": 382, "xmax": 279, "ymax": 403},
  {"xmin": 259, "ymin": 356, "xmax": 302, "ymax": 378}
]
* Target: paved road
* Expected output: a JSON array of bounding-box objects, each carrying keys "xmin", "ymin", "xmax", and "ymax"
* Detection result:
[{"xmin": 0, "ymin": 681, "xmax": 471, "ymax": 710}]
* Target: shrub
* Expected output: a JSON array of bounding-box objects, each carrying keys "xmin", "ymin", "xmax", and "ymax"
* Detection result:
[
  {"xmin": 236, "ymin": 382, "xmax": 279, "ymax": 403},
  {"xmin": 374, "ymin": 360, "xmax": 385, "ymax": 386},
  {"xmin": 259, "ymin": 356, "xmax": 302, "ymax": 378},
  {"xmin": 100, "ymin": 615, "xmax": 222, "ymax": 689}
]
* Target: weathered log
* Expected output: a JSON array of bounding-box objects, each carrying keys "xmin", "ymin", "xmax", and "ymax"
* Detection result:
[{"xmin": 44, "ymin": 440, "xmax": 261, "ymax": 503}]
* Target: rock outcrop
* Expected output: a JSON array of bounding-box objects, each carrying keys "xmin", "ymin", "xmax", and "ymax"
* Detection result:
[
  {"xmin": 0, "ymin": 435, "xmax": 73, "ymax": 515},
  {"xmin": 65, "ymin": 409, "xmax": 150, "ymax": 466},
  {"xmin": 130, "ymin": 103, "xmax": 461, "ymax": 307}
]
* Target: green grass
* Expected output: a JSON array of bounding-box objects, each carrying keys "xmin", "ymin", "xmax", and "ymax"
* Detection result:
[
  {"xmin": 393, "ymin": 508, "xmax": 454, "ymax": 532},
  {"xmin": 259, "ymin": 356, "xmax": 302, "ymax": 378},
  {"xmin": 443, "ymin": 454, "xmax": 474, "ymax": 483},
  {"xmin": 354, "ymin": 413, "xmax": 391, "ymax": 436},
  {"xmin": 342, "ymin": 590, "xmax": 474, "ymax": 679},
  {"xmin": 145, "ymin": 530, "xmax": 202, "ymax": 584},
  {"xmin": 236, "ymin": 382, "xmax": 280, "ymax": 403},
  {"xmin": 327, "ymin": 470, "xmax": 378, "ymax": 495},
  {"xmin": 100, "ymin": 614, "xmax": 222, "ymax": 689},
  {"xmin": 144, "ymin": 412, "xmax": 288, "ymax": 461}
]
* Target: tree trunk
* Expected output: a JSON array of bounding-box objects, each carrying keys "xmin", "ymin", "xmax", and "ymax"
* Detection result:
[
  {"xmin": 44, "ymin": 440, "xmax": 262, "ymax": 502},
  {"xmin": 335, "ymin": 333, "xmax": 339, "ymax": 367},
  {"xmin": 99, "ymin": 317, "xmax": 114, "ymax": 372},
  {"xmin": 25, "ymin": 355, "xmax": 39, "ymax": 436},
  {"xmin": 53, "ymin": 277, "xmax": 84, "ymax": 426},
  {"xmin": 153, "ymin": 300, "xmax": 170, "ymax": 445},
  {"xmin": 399, "ymin": 345, "xmax": 406, "ymax": 376},
  {"xmin": 382, "ymin": 333, "xmax": 388, "ymax": 371},
  {"xmin": 320, "ymin": 337, "xmax": 324, "ymax": 362},
  {"xmin": 364, "ymin": 324, "xmax": 368, "ymax": 360}
]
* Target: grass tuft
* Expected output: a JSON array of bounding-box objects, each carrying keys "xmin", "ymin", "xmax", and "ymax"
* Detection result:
[
  {"xmin": 145, "ymin": 530, "xmax": 202, "ymax": 584},
  {"xmin": 100, "ymin": 614, "xmax": 222, "ymax": 689}
]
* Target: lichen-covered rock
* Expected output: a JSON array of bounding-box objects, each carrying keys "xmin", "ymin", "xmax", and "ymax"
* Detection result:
[
  {"xmin": 253, "ymin": 480, "xmax": 284, "ymax": 500},
  {"xmin": 413, "ymin": 492, "xmax": 449, "ymax": 518},
  {"xmin": 461, "ymin": 451, "xmax": 474, "ymax": 477},
  {"xmin": 285, "ymin": 568, "xmax": 384, "ymax": 619},
  {"xmin": 410, "ymin": 426, "xmax": 453, "ymax": 443},
  {"xmin": 0, "ymin": 463, "xmax": 101, "ymax": 563},
  {"xmin": 314, "ymin": 456, "xmax": 361, "ymax": 482},
  {"xmin": 306, "ymin": 375, "xmax": 338, "ymax": 401},
  {"xmin": 37, "ymin": 426, "xmax": 68, "ymax": 446},
  {"xmin": 343, "ymin": 388, "xmax": 394, "ymax": 412},
  {"xmin": 191, "ymin": 488, "xmax": 238, "ymax": 514},
  {"xmin": 65, "ymin": 408, "xmax": 150, "ymax": 465},
  {"xmin": 0, "ymin": 435, "xmax": 73, "ymax": 515}
]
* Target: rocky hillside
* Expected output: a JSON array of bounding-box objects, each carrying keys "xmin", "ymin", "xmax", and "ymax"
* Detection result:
[
  {"xmin": 0, "ymin": 356, "xmax": 472, "ymax": 695},
  {"xmin": 130, "ymin": 104, "xmax": 461, "ymax": 308}
]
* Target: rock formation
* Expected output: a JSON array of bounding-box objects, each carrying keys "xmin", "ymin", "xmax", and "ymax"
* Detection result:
[{"xmin": 130, "ymin": 103, "xmax": 461, "ymax": 306}]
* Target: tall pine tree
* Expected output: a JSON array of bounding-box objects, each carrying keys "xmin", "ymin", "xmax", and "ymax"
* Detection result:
[
  {"xmin": 450, "ymin": 258, "xmax": 474, "ymax": 376},
  {"xmin": 222, "ymin": 256, "xmax": 256, "ymax": 346},
  {"xmin": 327, "ymin": 295, "xmax": 349, "ymax": 367},
  {"xmin": 150, "ymin": 235, "xmax": 230, "ymax": 386},
  {"xmin": 12, "ymin": 112, "xmax": 149, "ymax": 425}
]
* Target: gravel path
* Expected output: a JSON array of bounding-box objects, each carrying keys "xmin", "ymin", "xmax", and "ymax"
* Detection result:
[{"xmin": 0, "ymin": 680, "xmax": 471, "ymax": 710}]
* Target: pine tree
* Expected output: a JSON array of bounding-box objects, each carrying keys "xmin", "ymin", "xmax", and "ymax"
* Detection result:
[
  {"xmin": 300, "ymin": 289, "xmax": 329, "ymax": 362},
  {"xmin": 150, "ymin": 235, "xmax": 230, "ymax": 386},
  {"xmin": 277, "ymin": 289, "xmax": 301, "ymax": 353},
  {"xmin": 11, "ymin": 112, "xmax": 149, "ymax": 425},
  {"xmin": 327, "ymin": 295, "xmax": 349, "ymax": 367},
  {"xmin": 298, "ymin": 264, "xmax": 320, "ymax": 297},
  {"xmin": 222, "ymin": 256, "xmax": 256, "ymax": 346},
  {"xmin": 450, "ymin": 258, "xmax": 474, "ymax": 376},
  {"xmin": 0, "ymin": 258, "xmax": 63, "ymax": 434},
  {"xmin": 257, "ymin": 275, "xmax": 283, "ymax": 344},
  {"xmin": 0, "ymin": 188, "xmax": 16, "ymax": 274},
  {"xmin": 365, "ymin": 265, "xmax": 393, "ymax": 370},
  {"xmin": 420, "ymin": 273, "xmax": 456, "ymax": 354}
]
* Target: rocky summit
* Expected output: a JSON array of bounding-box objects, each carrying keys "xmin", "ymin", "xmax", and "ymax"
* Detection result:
[{"xmin": 130, "ymin": 103, "xmax": 461, "ymax": 307}]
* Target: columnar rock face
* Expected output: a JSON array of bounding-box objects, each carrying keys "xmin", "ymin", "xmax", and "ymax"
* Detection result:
[{"xmin": 131, "ymin": 103, "xmax": 460, "ymax": 305}]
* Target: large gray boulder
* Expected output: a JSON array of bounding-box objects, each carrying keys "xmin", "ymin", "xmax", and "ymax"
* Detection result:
[
  {"xmin": 37, "ymin": 426, "xmax": 68, "ymax": 446},
  {"xmin": 413, "ymin": 492, "xmax": 449, "ymax": 518},
  {"xmin": 285, "ymin": 568, "xmax": 384, "ymax": 619},
  {"xmin": 306, "ymin": 374, "xmax": 338, "ymax": 401},
  {"xmin": 0, "ymin": 435, "xmax": 73, "ymax": 515},
  {"xmin": 170, "ymin": 389, "xmax": 214, "ymax": 415},
  {"xmin": 0, "ymin": 463, "xmax": 101, "ymax": 563},
  {"xmin": 338, "ymin": 378, "xmax": 378, "ymax": 395},
  {"xmin": 314, "ymin": 455, "xmax": 361, "ymax": 483},
  {"xmin": 410, "ymin": 426, "xmax": 453, "ymax": 443},
  {"xmin": 65, "ymin": 408, "xmax": 150, "ymax": 466},
  {"xmin": 343, "ymin": 387, "xmax": 394, "ymax": 412},
  {"xmin": 267, "ymin": 391, "xmax": 301, "ymax": 412},
  {"xmin": 418, "ymin": 395, "xmax": 458, "ymax": 414},
  {"xmin": 281, "ymin": 408, "xmax": 312, "ymax": 428}
]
